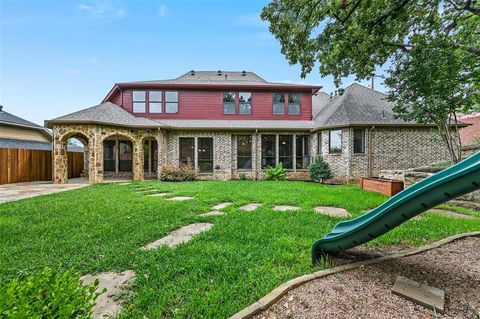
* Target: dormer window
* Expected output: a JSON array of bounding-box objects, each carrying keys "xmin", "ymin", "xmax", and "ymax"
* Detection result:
[
  {"xmin": 288, "ymin": 93, "xmax": 301, "ymax": 115},
  {"xmin": 165, "ymin": 91, "xmax": 179, "ymax": 113},
  {"xmin": 149, "ymin": 91, "xmax": 162, "ymax": 113},
  {"xmin": 272, "ymin": 93, "xmax": 285, "ymax": 115},
  {"xmin": 132, "ymin": 91, "xmax": 146, "ymax": 113}
]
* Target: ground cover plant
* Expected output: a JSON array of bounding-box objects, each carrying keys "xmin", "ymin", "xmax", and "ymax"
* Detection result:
[{"xmin": 1, "ymin": 181, "xmax": 479, "ymax": 318}]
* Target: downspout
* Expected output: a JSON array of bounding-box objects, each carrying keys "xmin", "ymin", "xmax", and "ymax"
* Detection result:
[
  {"xmin": 254, "ymin": 129, "xmax": 259, "ymax": 180},
  {"xmin": 368, "ymin": 126, "xmax": 375, "ymax": 177}
]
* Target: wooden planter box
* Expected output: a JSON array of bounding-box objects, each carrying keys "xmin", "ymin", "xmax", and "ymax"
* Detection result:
[{"xmin": 359, "ymin": 177, "xmax": 404, "ymax": 196}]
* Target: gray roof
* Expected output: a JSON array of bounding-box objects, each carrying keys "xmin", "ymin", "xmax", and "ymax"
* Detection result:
[
  {"xmin": 0, "ymin": 108, "xmax": 44, "ymax": 129},
  {"xmin": 117, "ymin": 71, "xmax": 318, "ymax": 88},
  {"xmin": 155, "ymin": 119, "xmax": 313, "ymax": 130},
  {"xmin": 313, "ymin": 83, "xmax": 416, "ymax": 129},
  {"xmin": 0, "ymin": 138, "xmax": 84, "ymax": 152},
  {"xmin": 45, "ymin": 102, "xmax": 159, "ymax": 128}
]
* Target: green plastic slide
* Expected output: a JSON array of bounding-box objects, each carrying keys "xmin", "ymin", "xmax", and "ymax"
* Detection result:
[{"xmin": 312, "ymin": 151, "xmax": 480, "ymax": 263}]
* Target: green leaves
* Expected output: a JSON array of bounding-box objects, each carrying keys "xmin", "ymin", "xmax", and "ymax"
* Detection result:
[
  {"xmin": 308, "ymin": 155, "xmax": 333, "ymax": 183},
  {"xmin": 264, "ymin": 163, "xmax": 287, "ymax": 181},
  {"xmin": 0, "ymin": 266, "xmax": 103, "ymax": 319}
]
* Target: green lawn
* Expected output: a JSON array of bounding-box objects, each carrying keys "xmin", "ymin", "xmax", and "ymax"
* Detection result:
[{"xmin": 1, "ymin": 180, "xmax": 479, "ymax": 318}]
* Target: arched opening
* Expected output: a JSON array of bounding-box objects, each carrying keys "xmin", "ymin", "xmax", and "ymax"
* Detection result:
[
  {"xmin": 103, "ymin": 134, "xmax": 134, "ymax": 180},
  {"xmin": 66, "ymin": 135, "xmax": 88, "ymax": 181},
  {"xmin": 143, "ymin": 137, "xmax": 158, "ymax": 179}
]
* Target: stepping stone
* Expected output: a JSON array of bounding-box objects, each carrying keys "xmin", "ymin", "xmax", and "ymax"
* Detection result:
[
  {"xmin": 166, "ymin": 196, "xmax": 194, "ymax": 201},
  {"xmin": 141, "ymin": 223, "xmax": 213, "ymax": 250},
  {"xmin": 429, "ymin": 208, "xmax": 475, "ymax": 219},
  {"xmin": 212, "ymin": 202, "xmax": 233, "ymax": 210},
  {"xmin": 239, "ymin": 203, "xmax": 262, "ymax": 211},
  {"xmin": 199, "ymin": 211, "xmax": 225, "ymax": 217},
  {"xmin": 314, "ymin": 206, "xmax": 351, "ymax": 218},
  {"xmin": 146, "ymin": 192, "xmax": 172, "ymax": 197},
  {"xmin": 81, "ymin": 270, "xmax": 136, "ymax": 319},
  {"xmin": 273, "ymin": 205, "xmax": 300, "ymax": 212},
  {"xmin": 392, "ymin": 276, "xmax": 445, "ymax": 313}
]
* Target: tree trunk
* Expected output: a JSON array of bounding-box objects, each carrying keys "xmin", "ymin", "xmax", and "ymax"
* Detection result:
[{"xmin": 437, "ymin": 116, "xmax": 462, "ymax": 164}]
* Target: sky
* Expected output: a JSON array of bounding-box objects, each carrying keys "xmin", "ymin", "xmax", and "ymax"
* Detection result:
[{"xmin": 0, "ymin": 0, "xmax": 387, "ymax": 126}]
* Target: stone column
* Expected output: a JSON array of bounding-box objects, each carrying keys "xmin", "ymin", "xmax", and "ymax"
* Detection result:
[
  {"xmin": 132, "ymin": 140, "xmax": 144, "ymax": 181},
  {"xmin": 53, "ymin": 133, "xmax": 68, "ymax": 184},
  {"xmin": 91, "ymin": 132, "xmax": 104, "ymax": 184}
]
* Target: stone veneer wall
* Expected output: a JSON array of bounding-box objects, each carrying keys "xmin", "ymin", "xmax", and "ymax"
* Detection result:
[{"xmin": 52, "ymin": 124, "xmax": 161, "ymax": 184}]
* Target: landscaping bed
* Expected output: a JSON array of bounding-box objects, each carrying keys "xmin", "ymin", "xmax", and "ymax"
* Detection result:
[{"xmin": 0, "ymin": 181, "xmax": 479, "ymax": 318}]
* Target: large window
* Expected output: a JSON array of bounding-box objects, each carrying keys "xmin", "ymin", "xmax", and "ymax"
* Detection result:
[
  {"xmin": 261, "ymin": 135, "xmax": 276, "ymax": 168},
  {"xmin": 288, "ymin": 93, "xmax": 301, "ymax": 115},
  {"xmin": 278, "ymin": 135, "xmax": 293, "ymax": 169},
  {"xmin": 165, "ymin": 91, "xmax": 179, "ymax": 113},
  {"xmin": 132, "ymin": 91, "xmax": 146, "ymax": 113},
  {"xmin": 223, "ymin": 92, "xmax": 236, "ymax": 114},
  {"xmin": 317, "ymin": 132, "xmax": 322, "ymax": 154},
  {"xmin": 296, "ymin": 135, "xmax": 310, "ymax": 169},
  {"xmin": 354, "ymin": 129, "xmax": 366, "ymax": 154},
  {"xmin": 179, "ymin": 137, "xmax": 194, "ymax": 166},
  {"xmin": 239, "ymin": 92, "xmax": 252, "ymax": 114},
  {"xmin": 149, "ymin": 91, "xmax": 162, "ymax": 113},
  {"xmin": 198, "ymin": 138, "xmax": 213, "ymax": 173},
  {"xmin": 237, "ymin": 135, "xmax": 252, "ymax": 169},
  {"xmin": 329, "ymin": 130, "xmax": 342, "ymax": 154},
  {"xmin": 272, "ymin": 93, "xmax": 285, "ymax": 115}
]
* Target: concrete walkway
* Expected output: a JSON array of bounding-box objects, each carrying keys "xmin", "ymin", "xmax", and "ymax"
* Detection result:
[{"xmin": 0, "ymin": 178, "xmax": 89, "ymax": 203}]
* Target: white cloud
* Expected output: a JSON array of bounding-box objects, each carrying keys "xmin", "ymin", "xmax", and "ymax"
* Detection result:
[
  {"xmin": 76, "ymin": 1, "xmax": 126, "ymax": 19},
  {"xmin": 158, "ymin": 4, "xmax": 167, "ymax": 17}
]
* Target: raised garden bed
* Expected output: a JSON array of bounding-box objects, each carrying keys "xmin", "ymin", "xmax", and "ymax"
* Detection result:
[{"xmin": 360, "ymin": 177, "xmax": 404, "ymax": 196}]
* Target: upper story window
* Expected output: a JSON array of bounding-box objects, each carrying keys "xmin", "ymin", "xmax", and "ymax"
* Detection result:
[
  {"xmin": 272, "ymin": 93, "xmax": 285, "ymax": 115},
  {"xmin": 223, "ymin": 92, "xmax": 236, "ymax": 114},
  {"xmin": 132, "ymin": 91, "xmax": 146, "ymax": 113},
  {"xmin": 329, "ymin": 129, "xmax": 342, "ymax": 154},
  {"xmin": 354, "ymin": 129, "xmax": 366, "ymax": 154},
  {"xmin": 149, "ymin": 91, "xmax": 162, "ymax": 113},
  {"xmin": 239, "ymin": 92, "xmax": 252, "ymax": 115},
  {"xmin": 288, "ymin": 93, "xmax": 301, "ymax": 115},
  {"xmin": 165, "ymin": 91, "xmax": 179, "ymax": 114}
]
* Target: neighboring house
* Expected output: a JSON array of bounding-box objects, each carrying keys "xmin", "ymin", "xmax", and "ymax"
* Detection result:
[
  {"xmin": 459, "ymin": 113, "xmax": 480, "ymax": 146},
  {"xmin": 0, "ymin": 105, "xmax": 53, "ymax": 150},
  {"xmin": 45, "ymin": 71, "xmax": 451, "ymax": 184}
]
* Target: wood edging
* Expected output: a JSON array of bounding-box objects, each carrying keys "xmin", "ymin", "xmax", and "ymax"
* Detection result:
[{"xmin": 229, "ymin": 231, "xmax": 480, "ymax": 319}]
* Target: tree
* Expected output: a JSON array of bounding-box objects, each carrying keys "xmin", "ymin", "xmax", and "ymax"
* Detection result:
[
  {"xmin": 261, "ymin": 0, "xmax": 480, "ymax": 162},
  {"xmin": 308, "ymin": 156, "xmax": 333, "ymax": 183}
]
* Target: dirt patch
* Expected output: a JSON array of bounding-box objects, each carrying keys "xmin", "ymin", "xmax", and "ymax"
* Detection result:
[
  {"xmin": 254, "ymin": 237, "xmax": 480, "ymax": 319},
  {"xmin": 81, "ymin": 270, "xmax": 136, "ymax": 319}
]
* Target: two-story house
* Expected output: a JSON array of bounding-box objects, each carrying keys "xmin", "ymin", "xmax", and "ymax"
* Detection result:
[{"xmin": 45, "ymin": 71, "xmax": 450, "ymax": 184}]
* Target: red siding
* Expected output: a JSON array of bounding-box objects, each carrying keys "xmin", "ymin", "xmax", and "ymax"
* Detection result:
[
  {"xmin": 459, "ymin": 114, "xmax": 480, "ymax": 146},
  {"xmin": 112, "ymin": 89, "xmax": 313, "ymax": 120}
]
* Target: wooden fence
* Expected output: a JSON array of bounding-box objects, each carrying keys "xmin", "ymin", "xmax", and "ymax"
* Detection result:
[{"xmin": 0, "ymin": 148, "xmax": 84, "ymax": 184}]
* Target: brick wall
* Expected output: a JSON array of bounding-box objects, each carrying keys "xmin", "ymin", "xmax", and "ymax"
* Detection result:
[{"xmin": 459, "ymin": 114, "xmax": 480, "ymax": 146}]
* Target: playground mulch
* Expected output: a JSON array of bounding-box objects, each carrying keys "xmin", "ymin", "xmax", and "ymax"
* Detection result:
[{"xmin": 254, "ymin": 236, "xmax": 480, "ymax": 319}]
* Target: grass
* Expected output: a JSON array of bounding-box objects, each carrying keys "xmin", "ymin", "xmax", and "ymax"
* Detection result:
[{"xmin": 1, "ymin": 180, "xmax": 479, "ymax": 318}]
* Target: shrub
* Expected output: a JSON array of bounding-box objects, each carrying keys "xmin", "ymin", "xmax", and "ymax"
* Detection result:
[
  {"xmin": 265, "ymin": 163, "xmax": 287, "ymax": 181},
  {"xmin": 159, "ymin": 163, "xmax": 197, "ymax": 182},
  {"xmin": 0, "ymin": 267, "xmax": 104, "ymax": 319},
  {"xmin": 308, "ymin": 155, "xmax": 333, "ymax": 183},
  {"xmin": 238, "ymin": 172, "xmax": 247, "ymax": 180}
]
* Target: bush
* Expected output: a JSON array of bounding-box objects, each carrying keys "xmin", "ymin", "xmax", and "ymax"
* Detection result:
[
  {"xmin": 238, "ymin": 172, "xmax": 247, "ymax": 180},
  {"xmin": 308, "ymin": 155, "xmax": 333, "ymax": 183},
  {"xmin": 159, "ymin": 163, "xmax": 197, "ymax": 181},
  {"xmin": 265, "ymin": 163, "xmax": 287, "ymax": 181},
  {"xmin": 0, "ymin": 267, "xmax": 104, "ymax": 319}
]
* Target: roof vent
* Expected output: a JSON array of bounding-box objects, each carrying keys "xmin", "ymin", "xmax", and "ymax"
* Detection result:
[
  {"xmin": 0, "ymin": 105, "xmax": 3, "ymax": 112},
  {"xmin": 225, "ymin": 74, "xmax": 228, "ymax": 80},
  {"xmin": 241, "ymin": 70, "xmax": 247, "ymax": 76},
  {"xmin": 190, "ymin": 70, "xmax": 195, "ymax": 76},
  {"xmin": 381, "ymin": 110, "xmax": 387, "ymax": 119},
  {"xmin": 338, "ymin": 88, "xmax": 345, "ymax": 96},
  {"xmin": 217, "ymin": 70, "xmax": 222, "ymax": 76}
]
